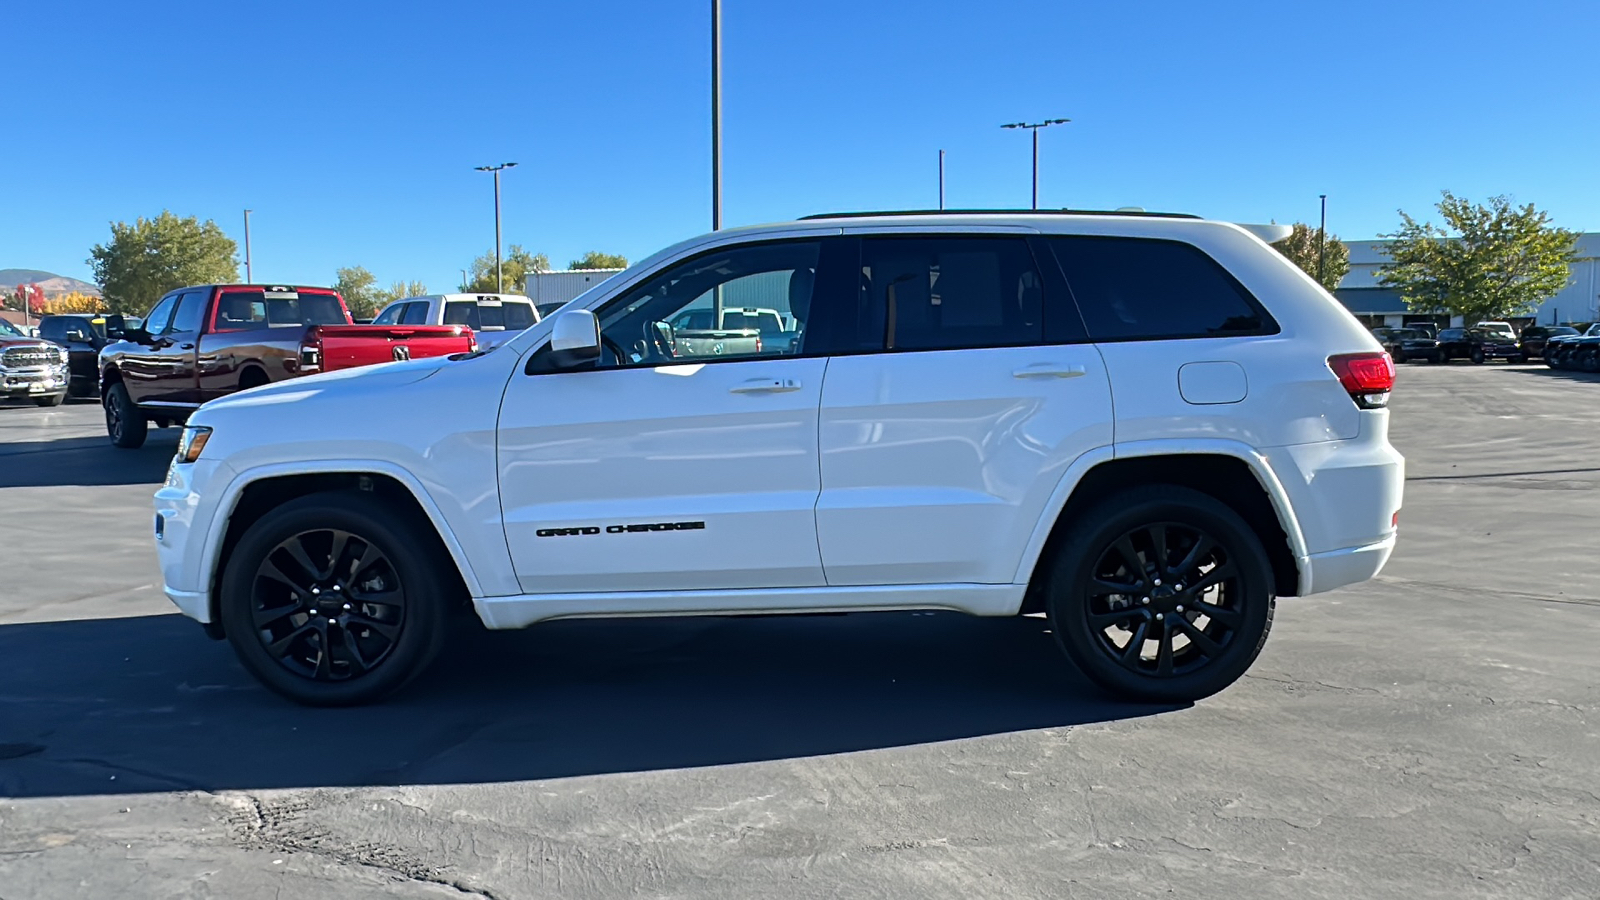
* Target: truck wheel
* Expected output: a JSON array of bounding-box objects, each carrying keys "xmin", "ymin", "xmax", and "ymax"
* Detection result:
[
  {"xmin": 104, "ymin": 382, "xmax": 148, "ymax": 449},
  {"xmin": 34, "ymin": 394, "xmax": 65, "ymax": 407},
  {"xmin": 218, "ymin": 490, "xmax": 452, "ymax": 706},
  {"xmin": 1470, "ymin": 349, "xmax": 1485, "ymax": 364},
  {"xmin": 1044, "ymin": 485, "xmax": 1275, "ymax": 703}
]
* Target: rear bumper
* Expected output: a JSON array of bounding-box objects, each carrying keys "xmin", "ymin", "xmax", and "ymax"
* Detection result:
[{"xmin": 1299, "ymin": 535, "xmax": 1396, "ymax": 595}]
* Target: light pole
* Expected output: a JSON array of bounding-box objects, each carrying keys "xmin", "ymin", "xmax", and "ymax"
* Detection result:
[
  {"xmin": 1001, "ymin": 118, "xmax": 1070, "ymax": 210},
  {"xmin": 243, "ymin": 209, "xmax": 253, "ymax": 283},
  {"xmin": 474, "ymin": 163, "xmax": 517, "ymax": 292},
  {"xmin": 1318, "ymin": 194, "xmax": 1328, "ymax": 288},
  {"xmin": 711, "ymin": 0, "xmax": 722, "ymax": 230},
  {"xmin": 938, "ymin": 149, "xmax": 946, "ymax": 210}
]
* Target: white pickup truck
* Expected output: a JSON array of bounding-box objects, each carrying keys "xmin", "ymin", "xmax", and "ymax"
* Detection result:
[
  {"xmin": 154, "ymin": 210, "xmax": 1404, "ymax": 707},
  {"xmin": 371, "ymin": 293, "xmax": 538, "ymax": 350}
]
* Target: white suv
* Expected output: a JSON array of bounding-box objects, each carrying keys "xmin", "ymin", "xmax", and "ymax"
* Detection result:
[
  {"xmin": 371, "ymin": 293, "xmax": 539, "ymax": 350},
  {"xmin": 154, "ymin": 211, "xmax": 1404, "ymax": 706}
]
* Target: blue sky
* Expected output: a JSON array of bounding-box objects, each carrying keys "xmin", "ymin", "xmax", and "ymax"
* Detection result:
[{"xmin": 7, "ymin": 0, "xmax": 1600, "ymax": 294}]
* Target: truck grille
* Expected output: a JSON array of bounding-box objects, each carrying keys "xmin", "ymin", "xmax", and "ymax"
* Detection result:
[{"xmin": 1, "ymin": 347, "xmax": 56, "ymax": 369}]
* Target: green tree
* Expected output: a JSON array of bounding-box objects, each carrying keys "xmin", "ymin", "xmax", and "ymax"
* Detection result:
[
  {"xmin": 375, "ymin": 280, "xmax": 430, "ymax": 306},
  {"xmin": 569, "ymin": 250, "xmax": 629, "ymax": 270},
  {"xmin": 334, "ymin": 266, "xmax": 380, "ymax": 319},
  {"xmin": 1271, "ymin": 222, "xmax": 1349, "ymax": 292},
  {"xmin": 1378, "ymin": 191, "xmax": 1578, "ymax": 324},
  {"xmin": 462, "ymin": 245, "xmax": 548, "ymax": 292},
  {"xmin": 87, "ymin": 211, "xmax": 239, "ymax": 313}
]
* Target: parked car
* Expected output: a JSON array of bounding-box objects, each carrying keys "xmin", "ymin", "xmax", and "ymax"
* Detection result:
[
  {"xmin": 152, "ymin": 211, "xmax": 1404, "ymax": 707},
  {"xmin": 100, "ymin": 284, "xmax": 477, "ymax": 448},
  {"xmin": 1475, "ymin": 321, "xmax": 1517, "ymax": 339},
  {"xmin": 666, "ymin": 306, "xmax": 796, "ymax": 358},
  {"xmin": 1371, "ymin": 327, "xmax": 1441, "ymax": 363},
  {"xmin": 1544, "ymin": 324, "xmax": 1599, "ymax": 368},
  {"xmin": 38, "ymin": 313, "xmax": 112, "ymax": 398},
  {"xmin": 0, "ymin": 317, "xmax": 69, "ymax": 406},
  {"xmin": 1438, "ymin": 327, "xmax": 1524, "ymax": 363},
  {"xmin": 1516, "ymin": 325, "xmax": 1579, "ymax": 361},
  {"xmin": 372, "ymin": 293, "xmax": 539, "ymax": 351}
]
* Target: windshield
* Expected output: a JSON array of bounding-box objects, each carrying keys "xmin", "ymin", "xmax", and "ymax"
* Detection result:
[
  {"xmin": 444, "ymin": 301, "xmax": 537, "ymax": 331},
  {"xmin": 0, "ymin": 319, "xmax": 24, "ymax": 338}
]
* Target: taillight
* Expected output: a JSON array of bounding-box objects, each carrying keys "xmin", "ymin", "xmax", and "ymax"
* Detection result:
[
  {"xmin": 299, "ymin": 339, "xmax": 322, "ymax": 371},
  {"xmin": 754, "ymin": 335, "xmax": 763, "ymax": 354},
  {"xmin": 1327, "ymin": 352, "xmax": 1394, "ymax": 409}
]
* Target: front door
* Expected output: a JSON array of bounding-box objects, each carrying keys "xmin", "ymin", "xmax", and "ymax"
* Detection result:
[
  {"xmin": 497, "ymin": 237, "xmax": 841, "ymax": 595},
  {"xmin": 146, "ymin": 289, "xmax": 207, "ymax": 406},
  {"xmin": 815, "ymin": 233, "xmax": 1115, "ymax": 585},
  {"xmin": 118, "ymin": 293, "xmax": 179, "ymax": 405}
]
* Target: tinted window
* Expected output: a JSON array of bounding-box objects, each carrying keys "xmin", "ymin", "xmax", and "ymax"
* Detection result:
[
  {"xmin": 39, "ymin": 319, "xmax": 66, "ymax": 342},
  {"xmin": 853, "ymin": 236, "xmax": 1041, "ymax": 352},
  {"xmin": 371, "ymin": 303, "xmax": 404, "ymax": 325},
  {"xmin": 168, "ymin": 290, "xmax": 207, "ymax": 333},
  {"xmin": 142, "ymin": 295, "xmax": 178, "ymax": 334},
  {"xmin": 1439, "ymin": 329, "xmax": 1463, "ymax": 340},
  {"xmin": 1048, "ymin": 236, "xmax": 1274, "ymax": 340},
  {"xmin": 400, "ymin": 302, "xmax": 430, "ymax": 325},
  {"xmin": 486, "ymin": 302, "xmax": 536, "ymax": 330},
  {"xmin": 215, "ymin": 290, "xmax": 346, "ymax": 329}
]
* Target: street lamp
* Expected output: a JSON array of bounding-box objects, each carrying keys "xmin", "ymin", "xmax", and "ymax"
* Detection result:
[
  {"xmin": 711, "ymin": 0, "xmax": 722, "ymax": 230},
  {"xmin": 474, "ymin": 162, "xmax": 518, "ymax": 292},
  {"xmin": 1318, "ymin": 194, "xmax": 1328, "ymax": 288},
  {"xmin": 1001, "ymin": 118, "xmax": 1070, "ymax": 210}
]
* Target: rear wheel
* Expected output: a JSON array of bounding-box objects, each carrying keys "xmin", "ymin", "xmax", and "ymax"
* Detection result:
[
  {"xmin": 1393, "ymin": 349, "xmax": 1407, "ymax": 364},
  {"xmin": 1471, "ymin": 348, "xmax": 1485, "ymax": 364},
  {"xmin": 1579, "ymin": 349, "xmax": 1600, "ymax": 373},
  {"xmin": 1044, "ymin": 486, "xmax": 1275, "ymax": 703},
  {"xmin": 104, "ymin": 381, "xmax": 147, "ymax": 448},
  {"xmin": 219, "ymin": 490, "xmax": 453, "ymax": 706}
]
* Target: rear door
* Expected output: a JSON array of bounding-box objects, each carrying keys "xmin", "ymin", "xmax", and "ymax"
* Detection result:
[{"xmin": 814, "ymin": 232, "xmax": 1114, "ymax": 585}]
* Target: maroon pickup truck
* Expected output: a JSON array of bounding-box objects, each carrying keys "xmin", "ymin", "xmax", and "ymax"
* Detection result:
[{"xmin": 100, "ymin": 284, "xmax": 475, "ymax": 448}]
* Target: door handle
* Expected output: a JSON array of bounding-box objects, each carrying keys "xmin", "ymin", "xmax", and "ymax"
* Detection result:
[
  {"xmin": 179, "ymin": 343, "xmax": 195, "ymax": 350},
  {"xmin": 730, "ymin": 377, "xmax": 802, "ymax": 394},
  {"xmin": 1012, "ymin": 363, "xmax": 1087, "ymax": 379}
]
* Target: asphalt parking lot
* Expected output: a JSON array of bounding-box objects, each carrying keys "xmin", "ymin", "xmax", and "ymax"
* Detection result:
[{"xmin": 2, "ymin": 365, "xmax": 1598, "ymax": 900}]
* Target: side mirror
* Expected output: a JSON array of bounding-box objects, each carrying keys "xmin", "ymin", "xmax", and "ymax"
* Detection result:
[
  {"xmin": 548, "ymin": 309, "xmax": 601, "ymax": 369},
  {"xmin": 64, "ymin": 326, "xmax": 91, "ymax": 343},
  {"xmin": 103, "ymin": 314, "xmax": 126, "ymax": 341}
]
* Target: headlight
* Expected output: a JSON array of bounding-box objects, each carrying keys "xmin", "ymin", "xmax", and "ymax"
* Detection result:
[
  {"xmin": 57, "ymin": 347, "xmax": 68, "ymax": 364},
  {"xmin": 176, "ymin": 426, "xmax": 212, "ymax": 464}
]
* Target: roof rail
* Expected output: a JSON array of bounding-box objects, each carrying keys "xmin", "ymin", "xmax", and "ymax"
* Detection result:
[{"xmin": 798, "ymin": 208, "xmax": 1201, "ymax": 221}]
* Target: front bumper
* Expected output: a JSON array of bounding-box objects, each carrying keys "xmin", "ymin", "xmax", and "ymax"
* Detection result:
[
  {"xmin": 155, "ymin": 456, "xmax": 235, "ymax": 624},
  {"xmin": 0, "ymin": 368, "xmax": 69, "ymax": 399},
  {"xmin": 1479, "ymin": 345, "xmax": 1522, "ymax": 358}
]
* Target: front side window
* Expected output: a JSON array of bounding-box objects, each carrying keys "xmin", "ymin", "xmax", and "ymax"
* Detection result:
[
  {"xmin": 594, "ymin": 241, "xmax": 818, "ymax": 368},
  {"xmin": 371, "ymin": 303, "xmax": 404, "ymax": 325},
  {"xmin": 142, "ymin": 295, "xmax": 178, "ymax": 335},
  {"xmin": 852, "ymin": 236, "xmax": 1042, "ymax": 352},
  {"xmin": 168, "ymin": 290, "xmax": 207, "ymax": 333},
  {"xmin": 1048, "ymin": 236, "xmax": 1276, "ymax": 341}
]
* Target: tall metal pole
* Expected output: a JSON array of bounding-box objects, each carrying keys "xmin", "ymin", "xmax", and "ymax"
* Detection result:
[
  {"xmin": 1002, "ymin": 119, "xmax": 1069, "ymax": 210},
  {"xmin": 493, "ymin": 169, "xmax": 504, "ymax": 292},
  {"xmin": 1318, "ymin": 194, "xmax": 1328, "ymax": 288},
  {"xmin": 243, "ymin": 209, "xmax": 253, "ymax": 283},
  {"xmin": 939, "ymin": 149, "xmax": 945, "ymax": 210},
  {"xmin": 711, "ymin": 0, "xmax": 722, "ymax": 231}
]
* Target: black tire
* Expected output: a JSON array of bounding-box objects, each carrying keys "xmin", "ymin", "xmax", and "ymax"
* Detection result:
[
  {"xmin": 104, "ymin": 381, "xmax": 148, "ymax": 448},
  {"xmin": 1516, "ymin": 354, "xmax": 1530, "ymax": 365},
  {"xmin": 34, "ymin": 394, "xmax": 65, "ymax": 407},
  {"xmin": 1393, "ymin": 349, "xmax": 1407, "ymax": 364},
  {"xmin": 1044, "ymin": 485, "xmax": 1275, "ymax": 703},
  {"xmin": 219, "ymin": 490, "xmax": 454, "ymax": 706},
  {"xmin": 1427, "ymin": 351, "xmax": 1441, "ymax": 364},
  {"xmin": 1470, "ymin": 349, "xmax": 1485, "ymax": 364},
  {"xmin": 1580, "ymin": 350, "xmax": 1600, "ymax": 373}
]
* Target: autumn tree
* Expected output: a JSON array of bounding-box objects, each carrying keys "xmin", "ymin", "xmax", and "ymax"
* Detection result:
[
  {"xmin": 569, "ymin": 250, "xmax": 629, "ymax": 270},
  {"xmin": 1378, "ymin": 192, "xmax": 1578, "ymax": 324},
  {"xmin": 88, "ymin": 211, "xmax": 239, "ymax": 313},
  {"xmin": 1271, "ymin": 223, "xmax": 1350, "ymax": 292},
  {"xmin": 463, "ymin": 245, "xmax": 548, "ymax": 292},
  {"xmin": 41, "ymin": 292, "xmax": 105, "ymax": 314}
]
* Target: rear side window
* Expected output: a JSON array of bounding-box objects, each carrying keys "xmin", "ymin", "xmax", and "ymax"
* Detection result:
[
  {"xmin": 854, "ymin": 236, "xmax": 1042, "ymax": 352},
  {"xmin": 400, "ymin": 302, "xmax": 430, "ymax": 325},
  {"xmin": 1439, "ymin": 329, "xmax": 1463, "ymax": 340},
  {"xmin": 1048, "ymin": 237, "xmax": 1276, "ymax": 341}
]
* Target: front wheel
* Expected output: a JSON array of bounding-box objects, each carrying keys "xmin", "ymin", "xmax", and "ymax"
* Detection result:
[
  {"xmin": 1044, "ymin": 486, "xmax": 1275, "ymax": 703},
  {"xmin": 104, "ymin": 382, "xmax": 148, "ymax": 448},
  {"xmin": 218, "ymin": 490, "xmax": 454, "ymax": 706},
  {"xmin": 1471, "ymin": 349, "xmax": 1485, "ymax": 364}
]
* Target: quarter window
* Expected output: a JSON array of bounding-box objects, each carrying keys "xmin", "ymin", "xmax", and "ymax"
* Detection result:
[
  {"xmin": 1048, "ymin": 237, "xmax": 1275, "ymax": 340},
  {"xmin": 851, "ymin": 236, "xmax": 1042, "ymax": 352}
]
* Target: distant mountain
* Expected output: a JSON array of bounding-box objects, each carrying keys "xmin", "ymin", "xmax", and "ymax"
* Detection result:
[{"xmin": 0, "ymin": 269, "xmax": 100, "ymax": 297}]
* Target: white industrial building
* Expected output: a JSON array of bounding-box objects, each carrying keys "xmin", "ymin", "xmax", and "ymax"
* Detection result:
[
  {"xmin": 523, "ymin": 268, "xmax": 625, "ymax": 314},
  {"xmin": 1334, "ymin": 233, "xmax": 1600, "ymax": 329}
]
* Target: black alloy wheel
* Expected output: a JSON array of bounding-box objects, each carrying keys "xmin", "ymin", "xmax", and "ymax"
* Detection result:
[
  {"xmin": 104, "ymin": 382, "xmax": 147, "ymax": 448},
  {"xmin": 1471, "ymin": 348, "xmax": 1486, "ymax": 364},
  {"xmin": 220, "ymin": 490, "xmax": 451, "ymax": 706},
  {"xmin": 248, "ymin": 528, "xmax": 406, "ymax": 683},
  {"xmin": 1046, "ymin": 486, "xmax": 1274, "ymax": 702}
]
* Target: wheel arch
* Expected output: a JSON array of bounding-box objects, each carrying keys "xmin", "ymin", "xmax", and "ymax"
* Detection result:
[
  {"xmin": 1016, "ymin": 442, "xmax": 1308, "ymax": 613},
  {"xmin": 202, "ymin": 463, "xmax": 484, "ymax": 635},
  {"xmin": 237, "ymin": 362, "xmax": 270, "ymax": 390},
  {"xmin": 99, "ymin": 363, "xmax": 123, "ymax": 397}
]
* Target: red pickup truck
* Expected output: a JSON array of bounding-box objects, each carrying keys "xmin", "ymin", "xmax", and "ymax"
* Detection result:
[{"xmin": 101, "ymin": 284, "xmax": 474, "ymax": 448}]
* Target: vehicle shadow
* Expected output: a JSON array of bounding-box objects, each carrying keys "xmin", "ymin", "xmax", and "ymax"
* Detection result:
[
  {"xmin": 1500, "ymin": 365, "xmax": 1600, "ymax": 383},
  {"xmin": 0, "ymin": 611, "xmax": 1178, "ymax": 799},
  {"xmin": 0, "ymin": 433, "xmax": 178, "ymax": 488}
]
